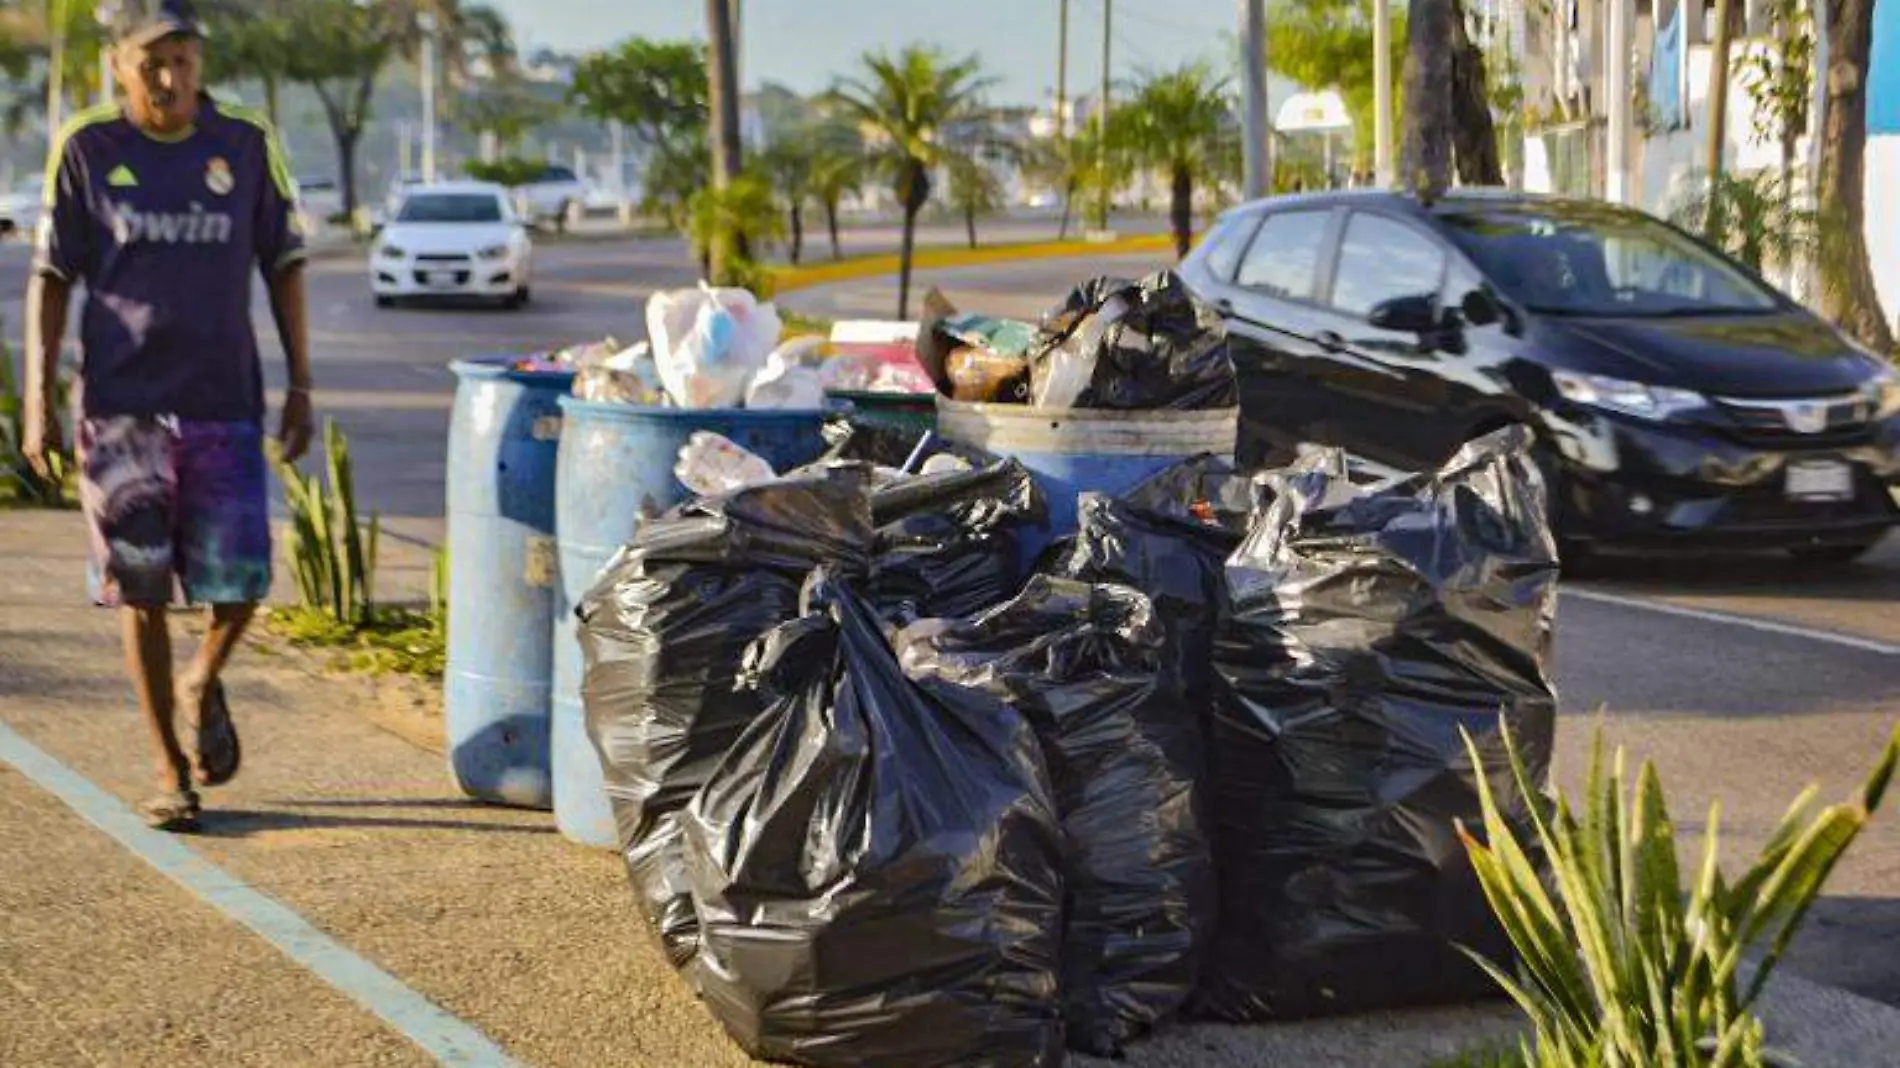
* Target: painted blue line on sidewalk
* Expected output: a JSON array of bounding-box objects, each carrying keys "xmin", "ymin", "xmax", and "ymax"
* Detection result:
[{"xmin": 0, "ymin": 722, "xmax": 525, "ymax": 1068}]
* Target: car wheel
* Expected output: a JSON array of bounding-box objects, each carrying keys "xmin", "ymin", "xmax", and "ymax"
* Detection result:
[
  {"xmin": 375, "ymin": 295, "xmax": 396, "ymax": 309},
  {"xmin": 505, "ymin": 286, "xmax": 530, "ymax": 310},
  {"xmin": 554, "ymin": 202, "xmax": 571, "ymax": 235},
  {"xmin": 1513, "ymin": 431, "xmax": 1595, "ymax": 575},
  {"xmin": 1787, "ymin": 540, "xmax": 1882, "ymax": 567}
]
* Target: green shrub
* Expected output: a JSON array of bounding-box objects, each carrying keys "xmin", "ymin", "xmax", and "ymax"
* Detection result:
[
  {"xmin": 464, "ymin": 157, "xmax": 548, "ymax": 188},
  {"xmin": 271, "ymin": 420, "xmax": 379, "ymax": 626},
  {"xmin": 0, "ymin": 325, "xmax": 77, "ymax": 508},
  {"xmin": 1460, "ymin": 721, "xmax": 1898, "ymax": 1068}
]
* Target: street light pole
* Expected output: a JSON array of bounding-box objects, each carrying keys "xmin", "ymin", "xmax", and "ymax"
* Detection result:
[
  {"xmin": 419, "ymin": 9, "xmax": 438, "ymax": 184},
  {"xmin": 96, "ymin": 2, "xmax": 120, "ymax": 106},
  {"xmin": 1241, "ymin": 0, "xmax": 1269, "ymax": 198},
  {"xmin": 1097, "ymin": 0, "xmax": 1111, "ymax": 231},
  {"xmin": 1605, "ymin": 0, "xmax": 1632, "ymax": 203},
  {"xmin": 1056, "ymin": 0, "xmax": 1069, "ymax": 139},
  {"xmin": 1373, "ymin": 0, "xmax": 1394, "ymax": 185}
]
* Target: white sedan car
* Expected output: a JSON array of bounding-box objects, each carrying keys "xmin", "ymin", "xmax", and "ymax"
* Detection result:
[{"xmin": 371, "ymin": 182, "xmax": 534, "ymax": 309}]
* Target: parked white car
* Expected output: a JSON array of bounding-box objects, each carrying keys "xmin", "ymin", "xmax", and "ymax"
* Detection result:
[
  {"xmin": 0, "ymin": 177, "xmax": 45, "ymax": 241},
  {"xmin": 511, "ymin": 164, "xmax": 587, "ymax": 231},
  {"xmin": 370, "ymin": 182, "xmax": 534, "ymax": 309}
]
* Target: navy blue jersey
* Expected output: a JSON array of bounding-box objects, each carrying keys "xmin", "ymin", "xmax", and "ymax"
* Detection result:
[{"xmin": 35, "ymin": 96, "xmax": 306, "ymax": 422}]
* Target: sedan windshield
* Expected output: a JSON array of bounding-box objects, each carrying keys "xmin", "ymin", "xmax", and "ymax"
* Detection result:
[
  {"xmin": 1437, "ymin": 202, "xmax": 1780, "ymax": 317},
  {"xmin": 398, "ymin": 194, "xmax": 503, "ymax": 224}
]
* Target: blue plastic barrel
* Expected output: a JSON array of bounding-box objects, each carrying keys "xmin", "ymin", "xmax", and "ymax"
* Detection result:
[
  {"xmin": 444, "ymin": 359, "xmax": 575, "ymax": 809},
  {"xmin": 934, "ymin": 397, "xmax": 1240, "ymax": 559},
  {"xmin": 551, "ymin": 399, "xmax": 831, "ymax": 847}
]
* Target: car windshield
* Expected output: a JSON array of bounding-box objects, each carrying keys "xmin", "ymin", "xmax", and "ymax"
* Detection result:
[
  {"xmin": 398, "ymin": 193, "xmax": 503, "ymax": 223},
  {"xmin": 1437, "ymin": 202, "xmax": 1781, "ymax": 317}
]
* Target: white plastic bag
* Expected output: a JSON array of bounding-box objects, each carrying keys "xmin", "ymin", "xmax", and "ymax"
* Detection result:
[
  {"xmin": 674, "ymin": 431, "xmax": 778, "ymax": 497},
  {"xmin": 744, "ymin": 351, "xmax": 826, "ymax": 410},
  {"xmin": 647, "ymin": 285, "xmax": 784, "ymax": 409}
]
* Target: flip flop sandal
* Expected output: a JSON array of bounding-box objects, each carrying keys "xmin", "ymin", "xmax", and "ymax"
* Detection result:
[
  {"xmin": 192, "ymin": 680, "xmax": 242, "ymax": 788},
  {"xmin": 137, "ymin": 788, "xmax": 201, "ymax": 832}
]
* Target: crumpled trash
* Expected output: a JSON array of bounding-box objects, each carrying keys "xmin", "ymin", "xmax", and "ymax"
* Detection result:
[
  {"xmin": 864, "ymin": 457, "xmax": 1045, "ymax": 623},
  {"xmin": 1192, "ymin": 427, "xmax": 1560, "ymax": 1022},
  {"xmin": 674, "ymin": 431, "xmax": 779, "ymax": 497},
  {"xmin": 574, "ymin": 341, "xmax": 667, "ymax": 405},
  {"xmin": 515, "ymin": 336, "xmax": 621, "ymax": 375},
  {"xmin": 1031, "ymin": 271, "xmax": 1238, "ymax": 411},
  {"xmin": 744, "ymin": 348, "xmax": 827, "ymax": 410},
  {"xmin": 576, "ymin": 467, "xmax": 876, "ymax": 968},
  {"xmin": 898, "ymin": 576, "xmax": 1214, "ymax": 1058},
  {"xmin": 648, "ymin": 284, "xmax": 783, "ymax": 409},
  {"xmin": 817, "ymin": 416, "xmax": 990, "ymax": 474},
  {"xmin": 681, "ymin": 570, "xmax": 1066, "ymax": 1068},
  {"xmin": 946, "ymin": 345, "xmax": 1030, "ymax": 403}
]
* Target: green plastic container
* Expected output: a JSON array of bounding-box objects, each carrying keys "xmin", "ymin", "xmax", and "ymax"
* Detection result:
[{"xmin": 824, "ymin": 390, "xmax": 938, "ymax": 435}]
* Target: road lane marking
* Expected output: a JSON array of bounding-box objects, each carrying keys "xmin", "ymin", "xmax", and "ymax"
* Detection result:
[
  {"xmin": 0, "ymin": 722, "xmax": 525, "ymax": 1068},
  {"xmin": 1564, "ymin": 587, "xmax": 1900, "ymax": 657}
]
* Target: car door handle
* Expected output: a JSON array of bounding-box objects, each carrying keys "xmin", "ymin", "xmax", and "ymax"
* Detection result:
[
  {"xmin": 1315, "ymin": 330, "xmax": 1347, "ymax": 353},
  {"xmin": 1215, "ymin": 297, "xmax": 1234, "ymax": 315}
]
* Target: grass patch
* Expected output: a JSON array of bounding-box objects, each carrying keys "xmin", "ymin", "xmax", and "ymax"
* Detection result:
[
  {"xmin": 769, "ymin": 233, "xmax": 1176, "ymax": 294},
  {"xmin": 266, "ymin": 604, "xmax": 445, "ymax": 679},
  {"xmin": 780, "ymin": 310, "xmax": 836, "ymax": 337},
  {"xmin": 1426, "ymin": 1048, "xmax": 1522, "ymax": 1068}
]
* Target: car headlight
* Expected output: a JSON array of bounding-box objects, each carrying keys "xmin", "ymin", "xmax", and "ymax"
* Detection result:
[
  {"xmin": 477, "ymin": 244, "xmax": 510, "ymax": 261},
  {"xmin": 1552, "ymin": 371, "xmax": 1706, "ymax": 420},
  {"xmin": 378, "ymin": 244, "xmax": 405, "ymax": 260},
  {"xmin": 1865, "ymin": 369, "xmax": 1900, "ymax": 419}
]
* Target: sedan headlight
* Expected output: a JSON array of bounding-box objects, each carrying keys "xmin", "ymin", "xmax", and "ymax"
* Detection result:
[
  {"xmin": 1865, "ymin": 369, "xmax": 1900, "ymax": 419},
  {"xmin": 1552, "ymin": 371, "xmax": 1706, "ymax": 420},
  {"xmin": 378, "ymin": 244, "xmax": 406, "ymax": 260},
  {"xmin": 476, "ymin": 244, "xmax": 510, "ymax": 261}
]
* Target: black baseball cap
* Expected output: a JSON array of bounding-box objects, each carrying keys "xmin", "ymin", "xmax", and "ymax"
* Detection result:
[{"xmin": 112, "ymin": 0, "xmax": 205, "ymax": 49}]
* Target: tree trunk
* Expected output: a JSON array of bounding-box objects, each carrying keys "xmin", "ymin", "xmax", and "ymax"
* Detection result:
[
  {"xmin": 826, "ymin": 198, "xmax": 843, "ymax": 260},
  {"xmin": 1057, "ymin": 178, "xmax": 1076, "ymax": 240},
  {"xmin": 263, "ymin": 77, "xmax": 281, "ymax": 129},
  {"xmin": 1448, "ymin": 0, "xmax": 1505, "ymax": 186},
  {"xmin": 789, "ymin": 202, "xmax": 803, "ymax": 265},
  {"xmin": 1170, "ymin": 166, "xmax": 1193, "ymax": 259},
  {"xmin": 336, "ymin": 127, "xmax": 361, "ymax": 218},
  {"xmin": 965, "ymin": 201, "xmax": 979, "ymax": 249},
  {"xmin": 1817, "ymin": 0, "xmax": 1895, "ymax": 350},
  {"xmin": 1399, "ymin": 0, "xmax": 1457, "ymax": 199},
  {"xmin": 897, "ymin": 202, "xmax": 919, "ymax": 320}
]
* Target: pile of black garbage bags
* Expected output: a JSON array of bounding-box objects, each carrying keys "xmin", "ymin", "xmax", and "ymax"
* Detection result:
[{"xmin": 576, "ymin": 423, "xmax": 1561, "ymax": 1068}]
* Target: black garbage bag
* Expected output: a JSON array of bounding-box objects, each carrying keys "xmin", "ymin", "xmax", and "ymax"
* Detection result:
[
  {"xmin": 1192, "ymin": 427, "xmax": 1560, "ymax": 1022},
  {"xmin": 818, "ymin": 414, "xmax": 993, "ymax": 471},
  {"xmin": 682, "ymin": 571, "xmax": 1066, "ymax": 1068},
  {"xmin": 1054, "ymin": 454, "xmax": 1256, "ymax": 729},
  {"xmin": 867, "ymin": 458, "xmax": 1046, "ymax": 623},
  {"xmin": 576, "ymin": 466, "xmax": 875, "ymax": 969},
  {"xmin": 899, "ymin": 576, "xmax": 1214, "ymax": 1058},
  {"xmin": 1030, "ymin": 270, "xmax": 1238, "ymax": 411}
]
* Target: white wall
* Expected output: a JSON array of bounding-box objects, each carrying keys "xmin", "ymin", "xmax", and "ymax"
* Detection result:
[{"xmin": 1866, "ymin": 137, "xmax": 1900, "ymax": 328}]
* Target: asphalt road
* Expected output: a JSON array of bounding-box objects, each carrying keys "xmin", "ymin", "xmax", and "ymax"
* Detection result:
[{"xmin": 5, "ymin": 234, "xmax": 1900, "ymax": 1011}]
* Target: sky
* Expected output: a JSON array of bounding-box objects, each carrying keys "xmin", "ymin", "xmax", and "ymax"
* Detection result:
[{"xmin": 487, "ymin": 0, "xmax": 1262, "ymax": 108}]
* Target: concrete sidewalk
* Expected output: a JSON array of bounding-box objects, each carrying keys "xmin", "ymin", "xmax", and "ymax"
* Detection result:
[{"xmin": 3, "ymin": 507, "xmax": 1899, "ymax": 1067}]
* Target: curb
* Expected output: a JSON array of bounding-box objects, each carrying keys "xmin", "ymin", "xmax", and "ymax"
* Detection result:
[{"xmin": 770, "ymin": 233, "xmax": 1177, "ymax": 295}]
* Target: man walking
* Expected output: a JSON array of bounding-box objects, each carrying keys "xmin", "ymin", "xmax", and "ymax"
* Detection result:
[{"xmin": 21, "ymin": 0, "xmax": 313, "ymax": 831}]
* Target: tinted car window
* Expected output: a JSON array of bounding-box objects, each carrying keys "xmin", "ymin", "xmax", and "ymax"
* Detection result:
[
  {"xmin": 1199, "ymin": 214, "xmax": 1259, "ymax": 283},
  {"xmin": 1438, "ymin": 203, "xmax": 1779, "ymax": 316},
  {"xmin": 1235, "ymin": 210, "xmax": 1332, "ymax": 300},
  {"xmin": 398, "ymin": 194, "xmax": 505, "ymax": 223},
  {"xmin": 544, "ymin": 166, "xmax": 579, "ymax": 182},
  {"xmin": 1330, "ymin": 213, "xmax": 1447, "ymax": 317}
]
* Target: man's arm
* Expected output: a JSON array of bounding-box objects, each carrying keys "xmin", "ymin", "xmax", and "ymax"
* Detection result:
[
  {"xmin": 21, "ymin": 273, "xmax": 73, "ymax": 479},
  {"xmin": 267, "ymin": 263, "xmax": 313, "ymax": 464}
]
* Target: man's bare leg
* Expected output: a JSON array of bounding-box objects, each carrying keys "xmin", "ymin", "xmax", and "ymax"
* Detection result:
[
  {"xmin": 123, "ymin": 606, "xmax": 189, "ymax": 792},
  {"xmin": 177, "ymin": 603, "xmax": 255, "ymax": 781}
]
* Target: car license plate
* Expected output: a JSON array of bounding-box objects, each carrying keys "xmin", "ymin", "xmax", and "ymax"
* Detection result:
[
  {"xmin": 1785, "ymin": 460, "xmax": 1855, "ymax": 502},
  {"xmin": 425, "ymin": 271, "xmax": 458, "ymax": 287}
]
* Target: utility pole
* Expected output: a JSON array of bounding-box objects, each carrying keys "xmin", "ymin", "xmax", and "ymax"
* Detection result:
[
  {"xmin": 1241, "ymin": 0, "xmax": 1269, "ymax": 198},
  {"xmin": 1096, "ymin": 0, "xmax": 1111, "ymax": 231},
  {"xmin": 728, "ymin": 0, "xmax": 743, "ymax": 122},
  {"xmin": 707, "ymin": 0, "xmax": 744, "ymax": 278},
  {"xmin": 1056, "ymin": 0, "xmax": 1069, "ymax": 138},
  {"xmin": 419, "ymin": 9, "xmax": 438, "ymax": 184},
  {"xmin": 1373, "ymin": 0, "xmax": 1394, "ymax": 185},
  {"xmin": 96, "ymin": 3, "xmax": 119, "ymax": 106},
  {"xmin": 1605, "ymin": 0, "xmax": 1633, "ymax": 202}
]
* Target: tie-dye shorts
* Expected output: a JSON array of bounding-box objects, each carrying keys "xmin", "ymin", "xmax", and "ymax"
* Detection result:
[{"xmin": 77, "ymin": 416, "xmax": 273, "ymax": 607}]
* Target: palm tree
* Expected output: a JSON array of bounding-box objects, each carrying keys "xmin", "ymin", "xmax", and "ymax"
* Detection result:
[
  {"xmin": 688, "ymin": 173, "xmax": 784, "ymax": 285},
  {"xmin": 809, "ymin": 147, "xmax": 864, "ymax": 261},
  {"xmin": 1118, "ymin": 65, "xmax": 1234, "ymax": 258},
  {"xmin": 947, "ymin": 152, "xmax": 1006, "ymax": 249},
  {"xmin": 760, "ymin": 135, "xmax": 816, "ymax": 265},
  {"xmin": 827, "ymin": 46, "xmax": 991, "ymax": 319}
]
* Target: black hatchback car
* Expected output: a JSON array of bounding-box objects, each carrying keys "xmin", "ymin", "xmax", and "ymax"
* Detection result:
[{"xmin": 1180, "ymin": 189, "xmax": 1900, "ymax": 562}]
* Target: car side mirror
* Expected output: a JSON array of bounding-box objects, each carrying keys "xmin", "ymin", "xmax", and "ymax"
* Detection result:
[
  {"xmin": 1368, "ymin": 294, "xmax": 1440, "ymax": 334},
  {"xmin": 1460, "ymin": 288, "xmax": 1503, "ymax": 328}
]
